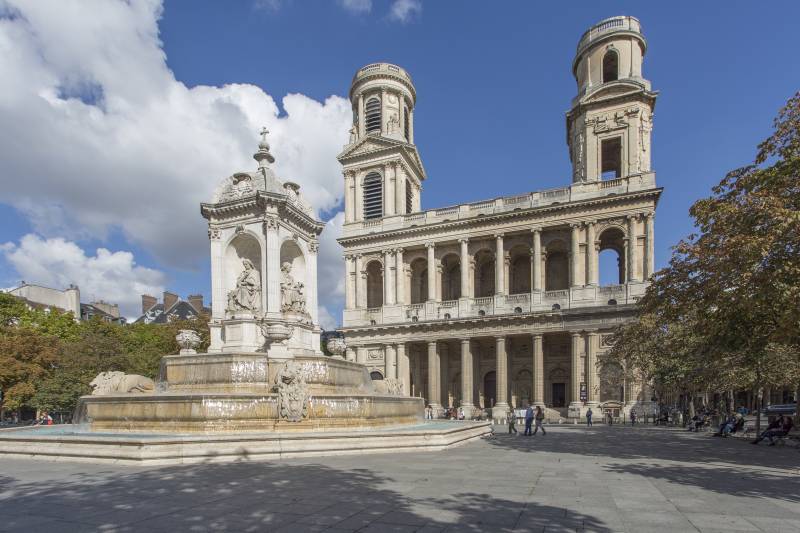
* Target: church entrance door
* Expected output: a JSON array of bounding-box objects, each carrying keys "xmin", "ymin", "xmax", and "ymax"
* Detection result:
[
  {"xmin": 483, "ymin": 371, "xmax": 496, "ymax": 409},
  {"xmin": 552, "ymin": 383, "xmax": 566, "ymax": 407}
]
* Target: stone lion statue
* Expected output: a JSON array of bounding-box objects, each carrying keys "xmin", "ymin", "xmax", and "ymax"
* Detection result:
[{"xmin": 90, "ymin": 371, "xmax": 155, "ymax": 395}]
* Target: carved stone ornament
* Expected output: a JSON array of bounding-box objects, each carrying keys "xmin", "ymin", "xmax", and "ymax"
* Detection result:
[
  {"xmin": 90, "ymin": 372, "xmax": 155, "ymax": 395},
  {"xmin": 263, "ymin": 218, "xmax": 279, "ymax": 232},
  {"xmin": 601, "ymin": 334, "xmax": 614, "ymax": 347},
  {"xmin": 326, "ymin": 337, "xmax": 347, "ymax": 359},
  {"xmin": 372, "ymin": 378, "xmax": 403, "ymax": 395},
  {"xmin": 280, "ymin": 261, "xmax": 308, "ymax": 314},
  {"xmin": 274, "ymin": 361, "xmax": 309, "ymax": 422},
  {"xmin": 226, "ymin": 258, "xmax": 261, "ymax": 313},
  {"xmin": 208, "ymin": 228, "xmax": 221, "ymax": 240},
  {"xmin": 176, "ymin": 329, "xmax": 201, "ymax": 355}
]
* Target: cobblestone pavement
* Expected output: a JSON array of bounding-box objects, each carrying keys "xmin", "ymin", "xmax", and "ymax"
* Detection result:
[{"xmin": 1, "ymin": 424, "xmax": 798, "ymax": 532}]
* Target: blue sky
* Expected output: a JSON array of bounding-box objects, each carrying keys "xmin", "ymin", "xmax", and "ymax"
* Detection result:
[{"xmin": 1, "ymin": 1, "xmax": 798, "ymax": 325}]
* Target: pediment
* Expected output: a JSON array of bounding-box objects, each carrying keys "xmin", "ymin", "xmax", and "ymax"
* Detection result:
[
  {"xmin": 580, "ymin": 80, "xmax": 651, "ymax": 106},
  {"xmin": 338, "ymin": 135, "xmax": 427, "ymax": 181}
]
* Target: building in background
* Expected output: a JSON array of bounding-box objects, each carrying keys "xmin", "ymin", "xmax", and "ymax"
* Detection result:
[
  {"xmin": 337, "ymin": 16, "xmax": 661, "ymax": 420},
  {"xmin": 135, "ymin": 291, "xmax": 209, "ymax": 324},
  {"xmin": 7, "ymin": 282, "xmax": 124, "ymax": 324}
]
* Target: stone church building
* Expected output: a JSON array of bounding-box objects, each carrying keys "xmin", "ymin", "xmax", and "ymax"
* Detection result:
[{"xmin": 337, "ymin": 16, "xmax": 661, "ymax": 420}]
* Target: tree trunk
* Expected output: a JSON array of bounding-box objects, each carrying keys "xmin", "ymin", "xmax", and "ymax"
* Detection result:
[
  {"xmin": 754, "ymin": 386, "xmax": 762, "ymax": 437},
  {"xmin": 687, "ymin": 392, "xmax": 695, "ymax": 419}
]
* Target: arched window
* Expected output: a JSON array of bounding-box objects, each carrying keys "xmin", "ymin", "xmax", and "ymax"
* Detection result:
[
  {"xmin": 545, "ymin": 251, "xmax": 568, "ymax": 291},
  {"xmin": 403, "ymin": 107, "xmax": 410, "ymax": 141},
  {"xmin": 410, "ymin": 258, "xmax": 428, "ymax": 304},
  {"xmin": 365, "ymin": 97, "xmax": 382, "ymax": 134},
  {"xmin": 509, "ymin": 250, "xmax": 531, "ymax": 294},
  {"xmin": 363, "ymin": 172, "xmax": 383, "ymax": 220},
  {"xmin": 370, "ymin": 371, "xmax": 384, "ymax": 380},
  {"xmin": 366, "ymin": 260, "xmax": 383, "ymax": 308},
  {"xmin": 474, "ymin": 250, "xmax": 495, "ymax": 297},
  {"xmin": 405, "ymin": 181, "xmax": 414, "ymax": 214},
  {"xmin": 440, "ymin": 254, "xmax": 461, "ymax": 301},
  {"xmin": 598, "ymin": 228, "xmax": 626, "ymax": 284},
  {"xmin": 602, "ymin": 49, "xmax": 618, "ymax": 83}
]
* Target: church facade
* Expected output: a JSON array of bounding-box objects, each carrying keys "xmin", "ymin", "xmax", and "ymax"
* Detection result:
[{"xmin": 337, "ymin": 16, "xmax": 661, "ymax": 420}]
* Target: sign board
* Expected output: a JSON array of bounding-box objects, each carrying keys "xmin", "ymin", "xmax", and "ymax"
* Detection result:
[{"xmin": 580, "ymin": 382, "xmax": 587, "ymax": 402}]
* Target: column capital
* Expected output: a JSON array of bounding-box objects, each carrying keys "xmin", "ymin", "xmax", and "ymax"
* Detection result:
[
  {"xmin": 427, "ymin": 340, "xmax": 438, "ymax": 348},
  {"xmin": 425, "ymin": 241, "xmax": 435, "ymax": 249},
  {"xmin": 460, "ymin": 338, "xmax": 470, "ymax": 346},
  {"xmin": 530, "ymin": 227, "xmax": 542, "ymax": 234},
  {"xmin": 569, "ymin": 331, "xmax": 582, "ymax": 339},
  {"xmin": 494, "ymin": 335, "xmax": 506, "ymax": 342},
  {"xmin": 531, "ymin": 332, "xmax": 543, "ymax": 340},
  {"xmin": 570, "ymin": 223, "xmax": 580, "ymax": 229},
  {"xmin": 494, "ymin": 233, "xmax": 504, "ymax": 241},
  {"xmin": 458, "ymin": 237, "xmax": 469, "ymax": 244}
]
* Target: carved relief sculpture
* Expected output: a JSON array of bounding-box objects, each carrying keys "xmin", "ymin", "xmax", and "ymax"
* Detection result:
[
  {"xmin": 90, "ymin": 372, "xmax": 155, "ymax": 395},
  {"xmin": 176, "ymin": 329, "xmax": 201, "ymax": 354},
  {"xmin": 275, "ymin": 361, "xmax": 309, "ymax": 422},
  {"xmin": 227, "ymin": 258, "xmax": 261, "ymax": 313},
  {"xmin": 639, "ymin": 111, "xmax": 652, "ymax": 172}
]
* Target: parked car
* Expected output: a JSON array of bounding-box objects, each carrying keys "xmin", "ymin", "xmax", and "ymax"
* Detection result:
[{"xmin": 762, "ymin": 402, "xmax": 797, "ymax": 417}]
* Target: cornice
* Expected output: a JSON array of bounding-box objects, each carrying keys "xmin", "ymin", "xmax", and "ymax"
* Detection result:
[{"xmin": 337, "ymin": 187, "xmax": 662, "ymax": 247}]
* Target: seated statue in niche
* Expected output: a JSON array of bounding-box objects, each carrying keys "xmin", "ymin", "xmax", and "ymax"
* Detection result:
[
  {"xmin": 280, "ymin": 261, "xmax": 307, "ymax": 314},
  {"xmin": 227, "ymin": 258, "xmax": 261, "ymax": 313}
]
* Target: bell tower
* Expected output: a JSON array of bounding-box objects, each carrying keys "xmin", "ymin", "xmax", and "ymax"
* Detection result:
[
  {"xmin": 338, "ymin": 63, "xmax": 426, "ymax": 224},
  {"xmin": 567, "ymin": 16, "xmax": 658, "ymax": 183}
]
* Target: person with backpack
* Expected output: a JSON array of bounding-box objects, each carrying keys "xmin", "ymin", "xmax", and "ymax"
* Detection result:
[
  {"xmin": 524, "ymin": 404, "xmax": 534, "ymax": 436},
  {"xmin": 533, "ymin": 406, "xmax": 546, "ymax": 435}
]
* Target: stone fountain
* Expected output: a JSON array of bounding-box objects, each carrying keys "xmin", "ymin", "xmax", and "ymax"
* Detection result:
[{"xmin": 79, "ymin": 129, "xmax": 423, "ymax": 433}]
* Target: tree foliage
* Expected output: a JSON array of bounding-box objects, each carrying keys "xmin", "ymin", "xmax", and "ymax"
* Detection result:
[{"xmin": 608, "ymin": 92, "xmax": 800, "ymax": 406}]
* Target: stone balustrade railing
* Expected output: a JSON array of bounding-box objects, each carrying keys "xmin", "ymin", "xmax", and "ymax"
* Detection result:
[{"xmin": 342, "ymin": 173, "xmax": 656, "ymax": 237}]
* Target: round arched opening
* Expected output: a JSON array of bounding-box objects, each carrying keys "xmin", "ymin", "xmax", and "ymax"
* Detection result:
[
  {"xmin": 370, "ymin": 371, "xmax": 384, "ymax": 381},
  {"xmin": 225, "ymin": 233, "xmax": 262, "ymax": 312}
]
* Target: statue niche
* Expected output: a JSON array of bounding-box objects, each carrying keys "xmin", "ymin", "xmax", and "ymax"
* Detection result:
[
  {"xmin": 227, "ymin": 258, "xmax": 261, "ymax": 313},
  {"xmin": 281, "ymin": 261, "xmax": 307, "ymax": 314}
]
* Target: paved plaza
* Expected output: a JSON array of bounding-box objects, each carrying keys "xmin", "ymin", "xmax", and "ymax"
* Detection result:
[{"xmin": 1, "ymin": 425, "xmax": 798, "ymax": 533}]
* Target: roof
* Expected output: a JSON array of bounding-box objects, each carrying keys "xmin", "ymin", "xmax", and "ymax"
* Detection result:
[{"xmin": 134, "ymin": 300, "xmax": 208, "ymax": 325}]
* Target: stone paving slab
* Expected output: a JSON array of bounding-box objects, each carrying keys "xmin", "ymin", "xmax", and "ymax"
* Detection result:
[{"xmin": 1, "ymin": 425, "xmax": 798, "ymax": 532}]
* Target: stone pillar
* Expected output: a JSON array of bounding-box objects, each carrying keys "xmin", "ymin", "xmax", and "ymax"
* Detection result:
[
  {"xmin": 355, "ymin": 254, "xmax": 365, "ymax": 308},
  {"xmin": 440, "ymin": 343, "xmax": 449, "ymax": 408},
  {"xmin": 398, "ymin": 94, "xmax": 405, "ymax": 137},
  {"xmin": 344, "ymin": 172, "xmax": 355, "ymax": 223},
  {"xmin": 427, "ymin": 341, "xmax": 442, "ymax": 414},
  {"xmin": 569, "ymin": 332, "xmax": 582, "ymax": 408},
  {"xmin": 532, "ymin": 229, "xmax": 542, "ymax": 291},
  {"xmin": 354, "ymin": 171, "xmax": 363, "ymax": 222},
  {"xmin": 627, "ymin": 215, "xmax": 640, "ymax": 282},
  {"xmin": 459, "ymin": 238, "xmax": 470, "ymax": 298},
  {"xmin": 495, "ymin": 234, "xmax": 504, "ymax": 295},
  {"xmin": 492, "ymin": 336, "xmax": 509, "ymax": 421},
  {"xmin": 409, "ymin": 109, "xmax": 414, "ymax": 143},
  {"xmin": 345, "ymin": 347, "xmax": 355, "ymax": 362},
  {"xmin": 356, "ymin": 346, "xmax": 367, "ymax": 365},
  {"xmin": 395, "ymin": 163, "xmax": 404, "ymax": 214},
  {"xmin": 357, "ymin": 94, "xmax": 365, "ymax": 137},
  {"xmin": 426, "ymin": 242, "xmax": 436, "ymax": 301},
  {"xmin": 587, "ymin": 222, "xmax": 598, "ymax": 286},
  {"xmin": 384, "ymin": 250, "xmax": 394, "ymax": 305},
  {"xmin": 397, "ymin": 343, "xmax": 410, "ymax": 394},
  {"xmin": 264, "ymin": 221, "xmax": 280, "ymax": 313},
  {"xmin": 380, "ymin": 87, "xmax": 388, "ymax": 135},
  {"xmin": 645, "ymin": 213, "xmax": 655, "ymax": 279},
  {"xmin": 344, "ymin": 256, "xmax": 354, "ymax": 309},
  {"xmin": 532, "ymin": 334, "xmax": 544, "ymax": 407},
  {"xmin": 460, "ymin": 338, "xmax": 474, "ymax": 414},
  {"xmin": 586, "ymin": 332, "xmax": 599, "ymax": 406},
  {"xmin": 384, "ymin": 344, "xmax": 396, "ymax": 380},
  {"xmin": 383, "ymin": 164, "xmax": 394, "ymax": 217},
  {"xmin": 395, "ymin": 248, "xmax": 404, "ymax": 305},
  {"xmin": 570, "ymin": 224, "xmax": 581, "ymax": 288}
]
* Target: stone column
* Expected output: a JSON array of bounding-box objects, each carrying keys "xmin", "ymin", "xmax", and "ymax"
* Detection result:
[
  {"xmin": 384, "ymin": 344, "xmax": 396, "ymax": 380},
  {"xmin": 354, "ymin": 171, "xmax": 363, "ymax": 222},
  {"xmin": 585, "ymin": 332, "xmax": 599, "ymax": 406},
  {"xmin": 409, "ymin": 109, "xmax": 414, "ymax": 143},
  {"xmin": 384, "ymin": 163, "xmax": 395, "ymax": 216},
  {"xmin": 570, "ymin": 224, "xmax": 581, "ymax": 288},
  {"xmin": 344, "ymin": 172, "xmax": 355, "ymax": 223},
  {"xmin": 627, "ymin": 216, "xmax": 640, "ymax": 282},
  {"xmin": 357, "ymin": 94, "xmax": 365, "ymax": 137},
  {"xmin": 532, "ymin": 334, "xmax": 544, "ymax": 407},
  {"xmin": 569, "ymin": 332, "xmax": 582, "ymax": 409},
  {"xmin": 345, "ymin": 347, "xmax": 355, "ymax": 362},
  {"xmin": 427, "ymin": 341, "xmax": 442, "ymax": 414},
  {"xmin": 384, "ymin": 250, "xmax": 394, "ymax": 305},
  {"xmin": 532, "ymin": 229, "xmax": 542, "ymax": 291},
  {"xmin": 264, "ymin": 221, "xmax": 280, "ymax": 313},
  {"xmin": 395, "ymin": 248, "xmax": 404, "ymax": 305},
  {"xmin": 495, "ymin": 234, "xmax": 505, "ymax": 295},
  {"xmin": 645, "ymin": 213, "xmax": 655, "ymax": 279},
  {"xmin": 397, "ymin": 343, "xmax": 410, "ymax": 394},
  {"xmin": 440, "ymin": 343, "xmax": 449, "ymax": 408},
  {"xmin": 426, "ymin": 242, "xmax": 436, "ymax": 302},
  {"xmin": 380, "ymin": 87, "xmax": 388, "ymax": 135},
  {"xmin": 398, "ymin": 94, "xmax": 405, "ymax": 137},
  {"xmin": 459, "ymin": 238, "xmax": 470, "ymax": 298},
  {"xmin": 355, "ymin": 254, "xmax": 365, "ymax": 309},
  {"xmin": 492, "ymin": 336, "xmax": 509, "ymax": 421},
  {"xmin": 460, "ymin": 338, "xmax": 474, "ymax": 414},
  {"xmin": 356, "ymin": 346, "xmax": 367, "ymax": 365},
  {"xmin": 395, "ymin": 163, "xmax": 404, "ymax": 214},
  {"xmin": 587, "ymin": 222, "xmax": 598, "ymax": 286}
]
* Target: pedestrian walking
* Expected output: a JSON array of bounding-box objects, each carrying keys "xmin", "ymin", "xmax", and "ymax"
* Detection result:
[
  {"xmin": 533, "ymin": 406, "xmax": 546, "ymax": 435},
  {"xmin": 586, "ymin": 407, "xmax": 593, "ymax": 427},
  {"xmin": 508, "ymin": 409, "xmax": 518, "ymax": 435},
  {"xmin": 630, "ymin": 410, "xmax": 637, "ymax": 425},
  {"xmin": 524, "ymin": 404, "xmax": 534, "ymax": 436}
]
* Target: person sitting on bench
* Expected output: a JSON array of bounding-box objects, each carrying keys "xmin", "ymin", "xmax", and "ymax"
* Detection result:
[{"xmin": 752, "ymin": 415, "xmax": 794, "ymax": 446}]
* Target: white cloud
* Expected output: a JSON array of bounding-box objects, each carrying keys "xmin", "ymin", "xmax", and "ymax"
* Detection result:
[
  {"xmin": 317, "ymin": 212, "xmax": 345, "ymax": 330},
  {"xmin": 1, "ymin": 234, "xmax": 166, "ymax": 319},
  {"xmin": 389, "ymin": 0, "xmax": 421, "ymax": 23},
  {"xmin": 0, "ymin": 0, "xmax": 351, "ymax": 272},
  {"xmin": 338, "ymin": 0, "xmax": 372, "ymax": 14}
]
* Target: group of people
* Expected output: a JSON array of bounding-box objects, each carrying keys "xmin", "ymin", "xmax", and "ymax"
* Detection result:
[
  {"xmin": 424, "ymin": 405, "xmax": 468, "ymax": 420},
  {"xmin": 713, "ymin": 411, "xmax": 746, "ymax": 437},
  {"xmin": 752, "ymin": 414, "xmax": 794, "ymax": 446},
  {"xmin": 507, "ymin": 404, "xmax": 546, "ymax": 436}
]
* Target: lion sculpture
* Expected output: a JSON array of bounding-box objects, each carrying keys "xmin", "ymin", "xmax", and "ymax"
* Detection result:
[{"xmin": 90, "ymin": 371, "xmax": 155, "ymax": 395}]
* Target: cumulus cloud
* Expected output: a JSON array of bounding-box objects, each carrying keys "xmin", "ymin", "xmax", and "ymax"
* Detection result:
[
  {"xmin": 0, "ymin": 0, "xmax": 351, "ymax": 271},
  {"xmin": 389, "ymin": 0, "xmax": 421, "ymax": 23},
  {"xmin": 338, "ymin": 0, "xmax": 372, "ymax": 15},
  {"xmin": 317, "ymin": 212, "xmax": 345, "ymax": 330},
  {"xmin": 2, "ymin": 234, "xmax": 166, "ymax": 319}
]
